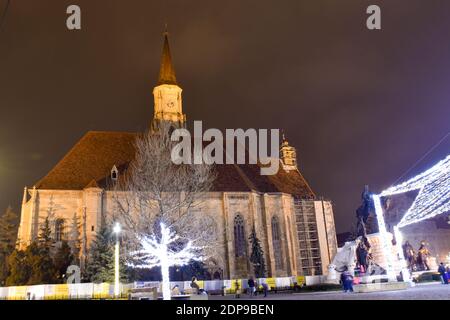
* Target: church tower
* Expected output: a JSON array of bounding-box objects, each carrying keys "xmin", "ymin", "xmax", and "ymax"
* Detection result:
[
  {"xmin": 152, "ymin": 29, "xmax": 186, "ymax": 130},
  {"xmin": 280, "ymin": 134, "xmax": 298, "ymax": 171}
]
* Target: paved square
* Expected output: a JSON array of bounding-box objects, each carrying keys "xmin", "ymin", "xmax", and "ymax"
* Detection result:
[{"xmin": 211, "ymin": 283, "xmax": 450, "ymax": 300}]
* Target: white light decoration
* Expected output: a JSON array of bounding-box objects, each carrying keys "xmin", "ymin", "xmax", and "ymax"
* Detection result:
[
  {"xmin": 380, "ymin": 154, "xmax": 450, "ymax": 228},
  {"xmin": 372, "ymin": 154, "xmax": 449, "ymax": 282},
  {"xmin": 129, "ymin": 222, "xmax": 200, "ymax": 300},
  {"xmin": 372, "ymin": 194, "xmax": 396, "ymax": 281},
  {"xmin": 393, "ymin": 226, "xmax": 411, "ymax": 282},
  {"xmin": 113, "ymin": 222, "xmax": 122, "ymax": 234},
  {"xmin": 113, "ymin": 222, "xmax": 121, "ymax": 298}
]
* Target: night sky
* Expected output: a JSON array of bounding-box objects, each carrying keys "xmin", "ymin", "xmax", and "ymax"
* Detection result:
[{"xmin": 0, "ymin": 0, "xmax": 449, "ymax": 233}]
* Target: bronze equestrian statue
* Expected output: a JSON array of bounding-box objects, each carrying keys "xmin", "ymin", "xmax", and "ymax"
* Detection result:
[{"xmin": 354, "ymin": 185, "xmax": 375, "ymax": 274}]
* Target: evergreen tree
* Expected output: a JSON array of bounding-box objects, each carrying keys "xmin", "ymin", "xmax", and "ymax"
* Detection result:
[
  {"xmin": 27, "ymin": 217, "xmax": 57, "ymax": 284},
  {"xmin": 170, "ymin": 260, "xmax": 208, "ymax": 281},
  {"xmin": 54, "ymin": 241, "xmax": 74, "ymax": 283},
  {"xmin": 249, "ymin": 226, "xmax": 266, "ymax": 278},
  {"xmin": 69, "ymin": 213, "xmax": 81, "ymax": 265},
  {"xmin": 38, "ymin": 217, "xmax": 53, "ymax": 249},
  {"xmin": 0, "ymin": 206, "xmax": 19, "ymax": 285},
  {"xmin": 5, "ymin": 249, "xmax": 29, "ymax": 286},
  {"xmin": 85, "ymin": 222, "xmax": 128, "ymax": 283}
]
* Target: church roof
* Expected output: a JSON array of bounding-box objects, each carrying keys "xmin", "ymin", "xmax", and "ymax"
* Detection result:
[
  {"xmin": 157, "ymin": 32, "xmax": 177, "ymax": 85},
  {"xmin": 35, "ymin": 131, "xmax": 136, "ymax": 190},
  {"xmin": 35, "ymin": 131, "xmax": 315, "ymax": 198}
]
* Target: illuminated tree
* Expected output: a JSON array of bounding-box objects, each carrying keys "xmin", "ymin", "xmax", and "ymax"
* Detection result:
[{"xmin": 113, "ymin": 123, "xmax": 216, "ymax": 300}]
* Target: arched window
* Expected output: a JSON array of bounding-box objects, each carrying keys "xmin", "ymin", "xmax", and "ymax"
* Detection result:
[
  {"xmin": 271, "ymin": 216, "xmax": 283, "ymax": 270},
  {"xmin": 234, "ymin": 215, "xmax": 246, "ymax": 257},
  {"xmin": 55, "ymin": 219, "xmax": 65, "ymax": 242}
]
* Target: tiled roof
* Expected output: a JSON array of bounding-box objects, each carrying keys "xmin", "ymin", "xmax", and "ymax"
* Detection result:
[
  {"xmin": 35, "ymin": 131, "xmax": 315, "ymax": 198},
  {"xmin": 35, "ymin": 131, "xmax": 136, "ymax": 190}
]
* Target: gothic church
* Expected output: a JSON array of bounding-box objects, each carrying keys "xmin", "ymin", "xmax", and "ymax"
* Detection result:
[{"xmin": 17, "ymin": 32, "xmax": 337, "ymax": 279}]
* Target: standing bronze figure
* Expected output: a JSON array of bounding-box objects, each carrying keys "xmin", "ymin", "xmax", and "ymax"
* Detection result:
[
  {"xmin": 402, "ymin": 241, "xmax": 416, "ymax": 271},
  {"xmin": 417, "ymin": 241, "xmax": 430, "ymax": 271}
]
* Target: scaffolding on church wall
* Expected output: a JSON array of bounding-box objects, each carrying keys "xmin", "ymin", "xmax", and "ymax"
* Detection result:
[{"xmin": 293, "ymin": 199, "xmax": 322, "ymax": 276}]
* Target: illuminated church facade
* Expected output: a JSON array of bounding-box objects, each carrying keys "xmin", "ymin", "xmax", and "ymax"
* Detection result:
[{"xmin": 17, "ymin": 32, "xmax": 337, "ymax": 280}]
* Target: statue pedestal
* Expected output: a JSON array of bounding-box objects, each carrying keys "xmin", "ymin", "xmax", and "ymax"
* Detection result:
[
  {"xmin": 367, "ymin": 232, "xmax": 402, "ymax": 277},
  {"xmin": 353, "ymin": 281, "xmax": 409, "ymax": 293},
  {"xmin": 427, "ymin": 257, "xmax": 438, "ymax": 271}
]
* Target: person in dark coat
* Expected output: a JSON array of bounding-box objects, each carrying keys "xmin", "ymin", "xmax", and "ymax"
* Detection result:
[
  {"xmin": 438, "ymin": 263, "xmax": 448, "ymax": 284},
  {"xmin": 247, "ymin": 277, "xmax": 256, "ymax": 297},
  {"xmin": 340, "ymin": 267, "xmax": 354, "ymax": 293}
]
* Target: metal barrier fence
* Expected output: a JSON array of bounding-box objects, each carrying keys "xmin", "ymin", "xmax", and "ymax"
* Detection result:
[{"xmin": 0, "ymin": 275, "xmax": 323, "ymax": 300}]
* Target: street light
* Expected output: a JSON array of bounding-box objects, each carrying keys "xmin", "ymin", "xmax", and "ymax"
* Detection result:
[{"xmin": 113, "ymin": 222, "xmax": 121, "ymax": 298}]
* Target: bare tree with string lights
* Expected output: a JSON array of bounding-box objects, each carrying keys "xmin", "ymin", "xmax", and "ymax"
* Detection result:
[{"xmin": 111, "ymin": 122, "xmax": 217, "ymax": 300}]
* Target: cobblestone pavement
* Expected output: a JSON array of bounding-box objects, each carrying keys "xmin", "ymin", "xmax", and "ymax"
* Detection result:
[{"xmin": 210, "ymin": 283, "xmax": 450, "ymax": 300}]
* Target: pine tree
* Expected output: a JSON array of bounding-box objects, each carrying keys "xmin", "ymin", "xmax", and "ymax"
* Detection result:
[
  {"xmin": 85, "ymin": 222, "xmax": 128, "ymax": 283},
  {"xmin": 5, "ymin": 249, "xmax": 29, "ymax": 286},
  {"xmin": 54, "ymin": 241, "xmax": 74, "ymax": 283},
  {"xmin": 249, "ymin": 226, "xmax": 266, "ymax": 278},
  {"xmin": 0, "ymin": 206, "xmax": 19, "ymax": 285},
  {"xmin": 27, "ymin": 217, "xmax": 57, "ymax": 284},
  {"xmin": 38, "ymin": 217, "xmax": 53, "ymax": 249},
  {"xmin": 69, "ymin": 213, "xmax": 81, "ymax": 266}
]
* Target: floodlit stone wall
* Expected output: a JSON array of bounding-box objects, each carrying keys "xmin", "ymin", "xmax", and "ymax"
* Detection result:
[{"xmin": 17, "ymin": 188, "xmax": 338, "ymax": 279}]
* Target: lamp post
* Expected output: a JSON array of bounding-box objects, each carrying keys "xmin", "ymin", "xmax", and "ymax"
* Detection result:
[{"xmin": 113, "ymin": 222, "xmax": 121, "ymax": 298}]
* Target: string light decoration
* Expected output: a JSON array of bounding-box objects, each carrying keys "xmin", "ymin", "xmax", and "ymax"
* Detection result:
[
  {"xmin": 129, "ymin": 222, "xmax": 201, "ymax": 300},
  {"xmin": 372, "ymin": 154, "xmax": 449, "ymax": 282},
  {"xmin": 380, "ymin": 154, "xmax": 450, "ymax": 228},
  {"xmin": 393, "ymin": 226, "xmax": 411, "ymax": 281},
  {"xmin": 372, "ymin": 194, "xmax": 397, "ymax": 280}
]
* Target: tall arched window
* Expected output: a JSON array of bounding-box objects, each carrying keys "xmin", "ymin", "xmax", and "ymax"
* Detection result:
[
  {"xmin": 55, "ymin": 219, "xmax": 65, "ymax": 242},
  {"xmin": 234, "ymin": 215, "xmax": 246, "ymax": 257},
  {"xmin": 271, "ymin": 216, "xmax": 283, "ymax": 270}
]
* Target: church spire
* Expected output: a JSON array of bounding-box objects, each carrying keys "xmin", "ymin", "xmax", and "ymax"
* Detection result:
[
  {"xmin": 157, "ymin": 26, "xmax": 177, "ymax": 85},
  {"xmin": 152, "ymin": 27, "xmax": 185, "ymax": 130}
]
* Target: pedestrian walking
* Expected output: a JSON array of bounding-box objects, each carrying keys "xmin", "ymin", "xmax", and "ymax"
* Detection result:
[
  {"xmin": 248, "ymin": 277, "xmax": 256, "ymax": 297},
  {"xmin": 340, "ymin": 267, "xmax": 354, "ymax": 293},
  {"xmin": 438, "ymin": 262, "xmax": 448, "ymax": 284},
  {"xmin": 261, "ymin": 282, "xmax": 269, "ymax": 297}
]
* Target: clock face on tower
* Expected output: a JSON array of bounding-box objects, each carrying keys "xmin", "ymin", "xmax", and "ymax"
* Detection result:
[{"xmin": 166, "ymin": 101, "xmax": 175, "ymax": 109}]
